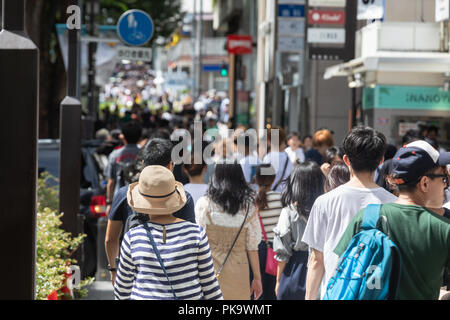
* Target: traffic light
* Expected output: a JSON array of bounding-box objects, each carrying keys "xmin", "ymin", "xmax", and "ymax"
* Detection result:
[{"xmin": 220, "ymin": 64, "xmax": 228, "ymax": 77}]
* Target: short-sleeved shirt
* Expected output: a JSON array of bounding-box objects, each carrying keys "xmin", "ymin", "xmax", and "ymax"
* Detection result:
[
  {"xmin": 334, "ymin": 203, "xmax": 450, "ymax": 300},
  {"xmin": 183, "ymin": 183, "xmax": 208, "ymax": 206},
  {"xmin": 285, "ymin": 147, "xmax": 305, "ymax": 164},
  {"xmin": 263, "ymin": 151, "xmax": 294, "ymax": 192},
  {"xmin": 301, "ymin": 184, "xmax": 397, "ymax": 298},
  {"xmin": 104, "ymin": 144, "xmax": 140, "ymax": 195},
  {"xmin": 259, "ymin": 191, "xmax": 283, "ymax": 242},
  {"xmin": 305, "ymin": 148, "xmax": 324, "ymax": 166},
  {"xmin": 109, "ymin": 185, "xmax": 197, "ymax": 239},
  {"xmin": 239, "ymin": 155, "xmax": 261, "ymax": 183}
]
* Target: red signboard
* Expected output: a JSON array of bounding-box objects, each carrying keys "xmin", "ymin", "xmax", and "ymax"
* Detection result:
[
  {"xmin": 308, "ymin": 10, "xmax": 346, "ymax": 25},
  {"xmin": 227, "ymin": 35, "xmax": 253, "ymax": 55}
]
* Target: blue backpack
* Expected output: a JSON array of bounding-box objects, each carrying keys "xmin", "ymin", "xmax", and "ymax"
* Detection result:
[{"xmin": 323, "ymin": 204, "xmax": 402, "ymax": 300}]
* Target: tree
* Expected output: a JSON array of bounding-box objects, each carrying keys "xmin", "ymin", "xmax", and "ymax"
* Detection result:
[
  {"xmin": 23, "ymin": 0, "xmax": 183, "ymax": 138},
  {"xmin": 25, "ymin": 0, "xmax": 70, "ymax": 139}
]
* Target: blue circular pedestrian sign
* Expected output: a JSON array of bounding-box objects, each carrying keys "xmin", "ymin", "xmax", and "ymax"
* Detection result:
[{"xmin": 117, "ymin": 9, "xmax": 154, "ymax": 46}]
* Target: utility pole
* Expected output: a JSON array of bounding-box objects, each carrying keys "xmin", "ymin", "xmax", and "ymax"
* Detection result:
[
  {"xmin": 256, "ymin": 0, "xmax": 267, "ymax": 134},
  {"xmin": 0, "ymin": 0, "xmax": 39, "ymax": 299},
  {"xmin": 197, "ymin": 0, "xmax": 203, "ymax": 98},
  {"xmin": 191, "ymin": 0, "xmax": 197, "ymax": 99}
]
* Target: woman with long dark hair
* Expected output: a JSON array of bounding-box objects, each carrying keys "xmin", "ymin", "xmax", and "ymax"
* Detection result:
[
  {"xmin": 195, "ymin": 163, "xmax": 263, "ymax": 300},
  {"xmin": 273, "ymin": 161, "xmax": 324, "ymax": 300},
  {"xmin": 254, "ymin": 164, "xmax": 283, "ymax": 300},
  {"xmin": 324, "ymin": 161, "xmax": 350, "ymax": 193}
]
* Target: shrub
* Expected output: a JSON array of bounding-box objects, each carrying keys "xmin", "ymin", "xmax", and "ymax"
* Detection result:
[{"xmin": 36, "ymin": 172, "xmax": 94, "ymax": 300}]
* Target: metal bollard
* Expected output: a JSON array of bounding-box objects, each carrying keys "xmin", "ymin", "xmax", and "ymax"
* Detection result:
[{"xmin": 95, "ymin": 216, "xmax": 110, "ymax": 281}]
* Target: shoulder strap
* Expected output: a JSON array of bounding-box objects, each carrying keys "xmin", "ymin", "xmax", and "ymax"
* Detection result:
[
  {"xmin": 244, "ymin": 208, "xmax": 257, "ymax": 227},
  {"xmin": 206, "ymin": 201, "xmax": 214, "ymax": 225},
  {"xmin": 142, "ymin": 223, "xmax": 178, "ymax": 300},
  {"xmin": 257, "ymin": 211, "xmax": 268, "ymax": 243},
  {"xmin": 362, "ymin": 204, "xmax": 382, "ymax": 230},
  {"xmin": 216, "ymin": 202, "xmax": 250, "ymax": 277},
  {"xmin": 272, "ymin": 152, "xmax": 290, "ymax": 191}
]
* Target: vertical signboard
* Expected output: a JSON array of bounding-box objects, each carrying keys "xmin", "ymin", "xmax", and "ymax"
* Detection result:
[
  {"xmin": 277, "ymin": 1, "xmax": 306, "ymax": 52},
  {"xmin": 307, "ymin": 0, "xmax": 357, "ymax": 61},
  {"xmin": 308, "ymin": 10, "xmax": 346, "ymax": 25},
  {"xmin": 436, "ymin": 0, "xmax": 450, "ymax": 22},
  {"xmin": 357, "ymin": 0, "xmax": 385, "ymax": 20}
]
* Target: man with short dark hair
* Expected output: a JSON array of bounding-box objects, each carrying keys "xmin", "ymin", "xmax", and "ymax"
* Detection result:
[
  {"xmin": 302, "ymin": 126, "xmax": 398, "ymax": 299},
  {"xmin": 263, "ymin": 126, "xmax": 294, "ymax": 192},
  {"xmin": 335, "ymin": 140, "xmax": 450, "ymax": 300},
  {"xmin": 105, "ymin": 138, "xmax": 196, "ymax": 284},
  {"xmin": 105, "ymin": 121, "xmax": 142, "ymax": 209},
  {"xmin": 285, "ymin": 132, "xmax": 305, "ymax": 165}
]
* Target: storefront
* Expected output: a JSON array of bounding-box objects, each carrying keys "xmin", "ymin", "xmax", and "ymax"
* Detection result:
[{"xmin": 363, "ymin": 85, "xmax": 450, "ymax": 149}]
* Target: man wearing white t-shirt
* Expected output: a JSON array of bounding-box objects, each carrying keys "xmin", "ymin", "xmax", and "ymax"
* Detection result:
[
  {"xmin": 263, "ymin": 127, "xmax": 294, "ymax": 192},
  {"xmin": 285, "ymin": 132, "xmax": 305, "ymax": 165},
  {"xmin": 301, "ymin": 126, "xmax": 398, "ymax": 300}
]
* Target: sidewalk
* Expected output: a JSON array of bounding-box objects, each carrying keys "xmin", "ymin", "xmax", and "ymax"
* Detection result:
[{"xmin": 83, "ymin": 280, "xmax": 114, "ymax": 300}]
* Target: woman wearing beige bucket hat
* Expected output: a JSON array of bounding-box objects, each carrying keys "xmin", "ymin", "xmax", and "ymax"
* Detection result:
[{"xmin": 114, "ymin": 165, "xmax": 223, "ymax": 300}]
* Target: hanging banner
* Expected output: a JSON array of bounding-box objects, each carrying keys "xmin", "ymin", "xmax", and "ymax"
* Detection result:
[
  {"xmin": 357, "ymin": 0, "xmax": 384, "ymax": 20},
  {"xmin": 436, "ymin": 0, "xmax": 450, "ymax": 22}
]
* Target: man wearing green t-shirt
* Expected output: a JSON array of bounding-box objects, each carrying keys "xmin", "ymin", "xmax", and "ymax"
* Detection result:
[{"xmin": 335, "ymin": 140, "xmax": 450, "ymax": 300}]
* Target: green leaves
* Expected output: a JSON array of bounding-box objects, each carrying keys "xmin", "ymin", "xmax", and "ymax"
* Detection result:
[{"xmin": 36, "ymin": 172, "xmax": 93, "ymax": 300}]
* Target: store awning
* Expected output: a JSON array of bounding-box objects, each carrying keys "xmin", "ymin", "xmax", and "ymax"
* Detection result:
[{"xmin": 324, "ymin": 51, "xmax": 450, "ymax": 80}]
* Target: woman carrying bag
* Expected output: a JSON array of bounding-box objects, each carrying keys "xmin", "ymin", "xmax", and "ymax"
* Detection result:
[
  {"xmin": 254, "ymin": 164, "xmax": 283, "ymax": 300},
  {"xmin": 114, "ymin": 165, "xmax": 223, "ymax": 300},
  {"xmin": 273, "ymin": 162, "xmax": 324, "ymax": 300},
  {"xmin": 195, "ymin": 163, "xmax": 263, "ymax": 300}
]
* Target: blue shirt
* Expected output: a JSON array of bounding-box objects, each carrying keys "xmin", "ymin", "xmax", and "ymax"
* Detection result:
[
  {"xmin": 305, "ymin": 148, "xmax": 323, "ymax": 166},
  {"xmin": 109, "ymin": 185, "xmax": 196, "ymax": 225}
]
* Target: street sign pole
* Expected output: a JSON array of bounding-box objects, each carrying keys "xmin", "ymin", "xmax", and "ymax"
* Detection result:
[
  {"xmin": 228, "ymin": 53, "xmax": 236, "ymax": 127},
  {"xmin": 59, "ymin": 0, "xmax": 82, "ymax": 247},
  {"xmin": 0, "ymin": 0, "xmax": 39, "ymax": 299},
  {"xmin": 86, "ymin": 0, "xmax": 99, "ymax": 139}
]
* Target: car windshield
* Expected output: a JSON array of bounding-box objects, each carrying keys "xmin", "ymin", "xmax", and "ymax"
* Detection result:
[{"xmin": 38, "ymin": 139, "xmax": 103, "ymax": 190}]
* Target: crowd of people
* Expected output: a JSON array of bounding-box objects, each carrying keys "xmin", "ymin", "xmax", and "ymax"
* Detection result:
[{"xmin": 92, "ymin": 104, "xmax": 450, "ymax": 300}]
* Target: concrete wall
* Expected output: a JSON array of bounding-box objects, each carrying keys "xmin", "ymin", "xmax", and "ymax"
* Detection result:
[
  {"xmin": 308, "ymin": 60, "xmax": 352, "ymax": 146},
  {"xmin": 307, "ymin": 0, "xmax": 439, "ymax": 146},
  {"xmin": 384, "ymin": 0, "xmax": 436, "ymax": 23}
]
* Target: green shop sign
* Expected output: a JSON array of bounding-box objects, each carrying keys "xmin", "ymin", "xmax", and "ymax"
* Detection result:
[{"xmin": 363, "ymin": 85, "xmax": 450, "ymax": 111}]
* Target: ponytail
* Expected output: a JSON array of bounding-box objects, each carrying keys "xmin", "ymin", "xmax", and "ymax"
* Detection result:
[{"xmin": 256, "ymin": 184, "xmax": 271, "ymax": 211}]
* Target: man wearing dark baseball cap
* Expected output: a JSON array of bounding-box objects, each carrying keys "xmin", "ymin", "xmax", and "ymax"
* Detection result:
[{"xmin": 334, "ymin": 140, "xmax": 450, "ymax": 300}]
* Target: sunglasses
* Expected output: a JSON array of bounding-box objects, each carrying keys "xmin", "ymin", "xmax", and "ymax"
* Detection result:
[{"xmin": 425, "ymin": 174, "xmax": 449, "ymax": 186}]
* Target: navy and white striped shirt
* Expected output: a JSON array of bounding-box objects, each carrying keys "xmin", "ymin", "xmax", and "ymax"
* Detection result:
[{"xmin": 114, "ymin": 220, "xmax": 223, "ymax": 300}]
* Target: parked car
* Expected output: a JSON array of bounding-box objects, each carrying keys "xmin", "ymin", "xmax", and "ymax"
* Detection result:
[{"xmin": 38, "ymin": 139, "xmax": 108, "ymax": 279}]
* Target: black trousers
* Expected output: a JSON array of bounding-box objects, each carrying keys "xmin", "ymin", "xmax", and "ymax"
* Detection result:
[{"xmin": 249, "ymin": 240, "xmax": 277, "ymax": 300}]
